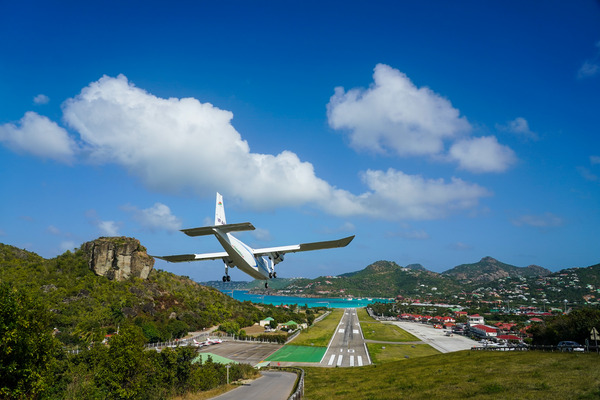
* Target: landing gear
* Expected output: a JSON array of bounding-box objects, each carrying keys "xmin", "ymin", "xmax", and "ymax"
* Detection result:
[
  {"xmin": 265, "ymin": 281, "xmax": 269, "ymax": 289},
  {"xmin": 222, "ymin": 265, "xmax": 231, "ymax": 282},
  {"xmin": 269, "ymin": 271, "xmax": 277, "ymax": 279}
]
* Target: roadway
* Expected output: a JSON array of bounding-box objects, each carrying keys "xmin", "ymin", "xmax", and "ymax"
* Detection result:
[
  {"xmin": 320, "ymin": 308, "xmax": 371, "ymax": 367},
  {"xmin": 211, "ymin": 370, "xmax": 297, "ymax": 400}
]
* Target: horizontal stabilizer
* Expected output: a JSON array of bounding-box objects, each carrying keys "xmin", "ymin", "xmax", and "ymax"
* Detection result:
[
  {"xmin": 181, "ymin": 222, "xmax": 255, "ymax": 237},
  {"xmin": 154, "ymin": 251, "xmax": 229, "ymax": 263}
]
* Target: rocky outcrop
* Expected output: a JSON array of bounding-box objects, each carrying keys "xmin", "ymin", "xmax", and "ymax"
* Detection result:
[{"xmin": 83, "ymin": 237, "xmax": 154, "ymax": 281}]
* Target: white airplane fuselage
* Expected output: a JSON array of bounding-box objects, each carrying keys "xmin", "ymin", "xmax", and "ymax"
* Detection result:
[{"xmin": 214, "ymin": 229, "xmax": 273, "ymax": 280}]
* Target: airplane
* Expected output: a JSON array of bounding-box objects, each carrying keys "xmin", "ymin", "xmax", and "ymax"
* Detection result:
[{"xmin": 155, "ymin": 192, "xmax": 355, "ymax": 288}]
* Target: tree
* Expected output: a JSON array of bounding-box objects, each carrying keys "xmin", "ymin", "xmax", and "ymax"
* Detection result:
[
  {"xmin": 0, "ymin": 283, "xmax": 59, "ymax": 399},
  {"xmin": 95, "ymin": 324, "xmax": 150, "ymax": 399}
]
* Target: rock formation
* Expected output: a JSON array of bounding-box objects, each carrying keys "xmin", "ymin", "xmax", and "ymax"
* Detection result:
[{"xmin": 83, "ymin": 237, "xmax": 154, "ymax": 281}]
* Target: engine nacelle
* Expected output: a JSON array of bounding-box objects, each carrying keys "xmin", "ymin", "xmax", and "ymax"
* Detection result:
[
  {"xmin": 223, "ymin": 258, "xmax": 235, "ymax": 267},
  {"xmin": 268, "ymin": 252, "xmax": 285, "ymax": 265}
]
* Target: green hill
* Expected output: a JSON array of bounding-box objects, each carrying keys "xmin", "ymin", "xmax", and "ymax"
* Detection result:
[
  {"xmin": 276, "ymin": 260, "xmax": 461, "ymax": 298},
  {"xmin": 0, "ymin": 240, "xmax": 304, "ymax": 347},
  {"xmin": 442, "ymin": 256, "xmax": 551, "ymax": 284}
]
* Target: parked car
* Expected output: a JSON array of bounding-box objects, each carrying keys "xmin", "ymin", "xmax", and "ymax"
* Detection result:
[{"xmin": 557, "ymin": 341, "xmax": 585, "ymax": 352}]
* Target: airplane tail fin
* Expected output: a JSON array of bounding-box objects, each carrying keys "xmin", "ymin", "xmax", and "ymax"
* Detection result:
[{"xmin": 215, "ymin": 192, "xmax": 226, "ymax": 225}]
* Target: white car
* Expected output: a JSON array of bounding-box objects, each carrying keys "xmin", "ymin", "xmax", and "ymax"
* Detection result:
[{"xmin": 557, "ymin": 341, "xmax": 584, "ymax": 352}]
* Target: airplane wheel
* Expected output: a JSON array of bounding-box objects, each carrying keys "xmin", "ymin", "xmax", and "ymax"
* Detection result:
[
  {"xmin": 222, "ymin": 276, "xmax": 227, "ymax": 282},
  {"xmin": 269, "ymin": 272, "xmax": 273, "ymax": 279},
  {"xmin": 273, "ymin": 272, "xmax": 277, "ymax": 278},
  {"xmin": 265, "ymin": 282, "xmax": 269, "ymax": 289},
  {"xmin": 226, "ymin": 275, "xmax": 231, "ymax": 282}
]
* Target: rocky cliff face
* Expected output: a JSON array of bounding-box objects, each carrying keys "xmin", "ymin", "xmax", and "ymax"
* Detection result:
[{"xmin": 83, "ymin": 237, "xmax": 154, "ymax": 281}]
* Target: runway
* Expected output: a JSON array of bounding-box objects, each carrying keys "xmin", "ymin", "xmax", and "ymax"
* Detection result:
[{"xmin": 320, "ymin": 308, "xmax": 371, "ymax": 367}]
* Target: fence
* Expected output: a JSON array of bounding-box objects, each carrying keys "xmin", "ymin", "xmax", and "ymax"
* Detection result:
[
  {"xmin": 471, "ymin": 346, "xmax": 528, "ymax": 352},
  {"xmin": 145, "ymin": 331, "xmax": 290, "ymax": 350}
]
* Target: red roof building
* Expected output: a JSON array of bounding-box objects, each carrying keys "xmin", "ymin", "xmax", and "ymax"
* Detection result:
[{"xmin": 471, "ymin": 324, "xmax": 498, "ymax": 337}]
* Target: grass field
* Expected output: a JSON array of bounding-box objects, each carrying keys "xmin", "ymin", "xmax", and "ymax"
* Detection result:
[
  {"xmin": 356, "ymin": 307, "xmax": 374, "ymax": 322},
  {"xmin": 362, "ymin": 321, "xmax": 420, "ymax": 342},
  {"xmin": 289, "ymin": 308, "xmax": 345, "ymax": 347},
  {"xmin": 265, "ymin": 345, "xmax": 327, "ymax": 363},
  {"xmin": 304, "ymin": 351, "xmax": 600, "ymax": 399},
  {"xmin": 367, "ymin": 343, "xmax": 440, "ymax": 363},
  {"xmin": 356, "ymin": 307, "xmax": 420, "ymax": 342}
]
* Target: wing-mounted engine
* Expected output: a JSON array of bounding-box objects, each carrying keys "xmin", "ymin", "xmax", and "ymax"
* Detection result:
[{"xmin": 268, "ymin": 252, "xmax": 285, "ymax": 265}]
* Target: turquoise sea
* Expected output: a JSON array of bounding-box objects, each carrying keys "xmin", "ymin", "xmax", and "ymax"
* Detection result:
[{"xmin": 222, "ymin": 290, "xmax": 392, "ymax": 308}]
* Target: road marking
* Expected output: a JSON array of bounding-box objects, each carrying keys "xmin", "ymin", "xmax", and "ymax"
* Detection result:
[
  {"xmin": 350, "ymin": 356, "xmax": 355, "ymax": 367},
  {"xmin": 357, "ymin": 356, "xmax": 363, "ymax": 366},
  {"xmin": 328, "ymin": 355, "xmax": 336, "ymax": 366},
  {"xmin": 337, "ymin": 355, "xmax": 343, "ymax": 366}
]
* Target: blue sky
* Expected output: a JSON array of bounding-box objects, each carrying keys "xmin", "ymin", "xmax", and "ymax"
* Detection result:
[{"xmin": 1, "ymin": 1, "xmax": 599, "ymax": 281}]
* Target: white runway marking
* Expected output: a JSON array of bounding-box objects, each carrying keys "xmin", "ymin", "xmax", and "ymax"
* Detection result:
[
  {"xmin": 337, "ymin": 355, "xmax": 343, "ymax": 366},
  {"xmin": 350, "ymin": 356, "xmax": 355, "ymax": 367},
  {"xmin": 328, "ymin": 355, "xmax": 336, "ymax": 366},
  {"xmin": 339, "ymin": 329, "xmax": 345, "ymax": 333},
  {"xmin": 353, "ymin": 329, "xmax": 359, "ymax": 334},
  {"xmin": 357, "ymin": 356, "xmax": 363, "ymax": 367}
]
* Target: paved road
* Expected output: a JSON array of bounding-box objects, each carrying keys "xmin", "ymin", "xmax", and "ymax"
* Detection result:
[
  {"xmin": 320, "ymin": 308, "xmax": 370, "ymax": 367},
  {"xmin": 388, "ymin": 321, "xmax": 477, "ymax": 353},
  {"xmin": 211, "ymin": 371, "xmax": 297, "ymax": 400}
]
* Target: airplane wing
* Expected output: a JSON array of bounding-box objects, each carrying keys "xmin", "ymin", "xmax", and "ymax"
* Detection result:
[
  {"xmin": 153, "ymin": 251, "xmax": 229, "ymax": 263},
  {"xmin": 181, "ymin": 222, "xmax": 255, "ymax": 237},
  {"xmin": 253, "ymin": 235, "xmax": 355, "ymax": 257}
]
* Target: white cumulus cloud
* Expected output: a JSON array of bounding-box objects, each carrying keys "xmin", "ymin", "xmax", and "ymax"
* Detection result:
[
  {"xmin": 321, "ymin": 169, "xmax": 490, "ymax": 220},
  {"xmin": 496, "ymin": 117, "xmax": 538, "ymax": 140},
  {"xmin": 0, "ymin": 111, "xmax": 77, "ymax": 163},
  {"xmin": 327, "ymin": 63, "xmax": 471, "ymax": 156},
  {"xmin": 62, "ymin": 74, "xmax": 332, "ymax": 209},
  {"xmin": 98, "ymin": 220, "xmax": 120, "ymax": 236},
  {"xmin": 449, "ymin": 136, "xmax": 517, "ymax": 173},
  {"xmin": 578, "ymin": 40, "xmax": 600, "ymax": 79},
  {"xmin": 33, "ymin": 94, "xmax": 50, "ymax": 104},
  {"xmin": 3, "ymin": 74, "xmax": 492, "ymax": 221},
  {"xmin": 124, "ymin": 203, "xmax": 182, "ymax": 232}
]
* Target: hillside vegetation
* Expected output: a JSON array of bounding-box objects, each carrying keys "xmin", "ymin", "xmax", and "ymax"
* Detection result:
[
  {"xmin": 0, "ymin": 240, "xmax": 315, "ymax": 399},
  {"xmin": 0, "ymin": 242, "xmax": 307, "ymax": 346}
]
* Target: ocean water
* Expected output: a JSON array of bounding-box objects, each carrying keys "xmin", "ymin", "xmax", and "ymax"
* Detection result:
[{"xmin": 222, "ymin": 290, "xmax": 392, "ymax": 308}]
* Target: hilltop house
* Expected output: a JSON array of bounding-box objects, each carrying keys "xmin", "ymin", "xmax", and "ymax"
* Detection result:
[
  {"xmin": 468, "ymin": 314, "xmax": 485, "ymax": 326},
  {"xmin": 259, "ymin": 317, "xmax": 274, "ymax": 327}
]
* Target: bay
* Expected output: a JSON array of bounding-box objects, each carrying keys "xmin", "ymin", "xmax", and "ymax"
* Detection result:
[{"xmin": 222, "ymin": 290, "xmax": 392, "ymax": 308}]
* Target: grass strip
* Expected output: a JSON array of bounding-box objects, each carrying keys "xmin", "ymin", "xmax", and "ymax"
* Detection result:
[
  {"xmin": 289, "ymin": 308, "xmax": 345, "ymax": 347},
  {"xmin": 362, "ymin": 321, "xmax": 420, "ymax": 342}
]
